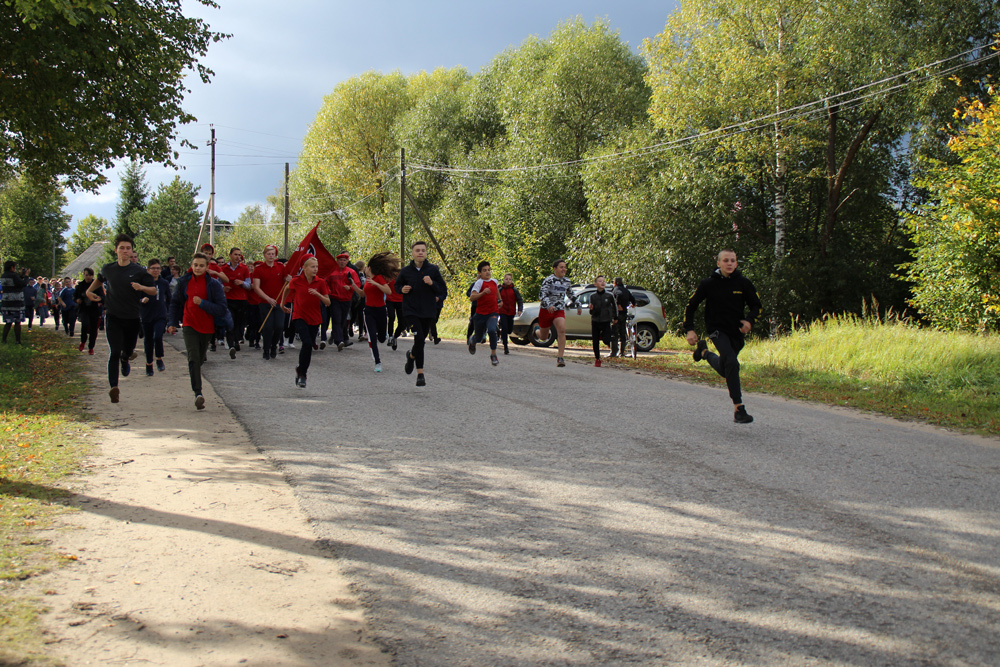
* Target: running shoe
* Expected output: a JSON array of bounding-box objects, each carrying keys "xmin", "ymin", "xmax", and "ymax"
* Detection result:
[
  {"xmin": 320, "ymin": 342, "xmax": 326, "ymax": 350},
  {"xmin": 556, "ymin": 357, "xmax": 565, "ymax": 367},
  {"xmin": 503, "ymin": 346, "xmax": 509, "ymax": 355},
  {"xmin": 295, "ymin": 367, "xmax": 303, "ymax": 387},
  {"xmin": 299, "ymin": 375, "xmax": 307, "ymax": 389},
  {"xmin": 404, "ymin": 351, "xmax": 415, "ymax": 375},
  {"xmin": 595, "ymin": 358, "xmax": 601, "ymax": 367},
  {"xmin": 693, "ymin": 339, "xmax": 708, "ymax": 362},
  {"xmin": 195, "ymin": 394, "xmax": 205, "ymax": 410},
  {"xmin": 416, "ymin": 373, "xmax": 426, "ymax": 387},
  {"xmin": 734, "ymin": 406, "xmax": 754, "ymax": 424},
  {"xmin": 145, "ymin": 364, "xmax": 154, "ymax": 376},
  {"xmin": 229, "ymin": 347, "xmax": 237, "ymax": 360},
  {"xmin": 88, "ymin": 348, "xmax": 95, "ymax": 355},
  {"xmin": 286, "ymin": 342, "xmax": 295, "ymax": 349},
  {"xmin": 374, "ymin": 363, "xmax": 382, "ymax": 373},
  {"xmin": 313, "ymin": 343, "xmax": 319, "ymax": 351},
  {"xmin": 78, "ymin": 343, "xmax": 85, "ymax": 352},
  {"xmin": 210, "ymin": 342, "xmax": 216, "ymax": 352},
  {"xmin": 278, "ymin": 345, "xmax": 285, "ymax": 354},
  {"xmin": 129, "ymin": 350, "xmax": 138, "ymax": 361},
  {"xmin": 390, "ymin": 337, "xmax": 397, "ymax": 351},
  {"xmin": 337, "ymin": 342, "xmax": 345, "ymax": 351},
  {"xmin": 156, "ymin": 359, "xmax": 165, "ymax": 372},
  {"xmin": 434, "ymin": 337, "xmax": 441, "ymax": 345},
  {"xmin": 468, "ymin": 337, "xmax": 477, "ymax": 355},
  {"xmin": 109, "ymin": 387, "xmax": 120, "ymax": 403},
  {"xmin": 491, "ymin": 354, "xmax": 499, "ymax": 366},
  {"xmin": 121, "ymin": 358, "xmax": 131, "ymax": 377}
]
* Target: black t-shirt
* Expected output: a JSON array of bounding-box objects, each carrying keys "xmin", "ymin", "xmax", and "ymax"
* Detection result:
[{"xmin": 97, "ymin": 262, "xmax": 155, "ymax": 319}]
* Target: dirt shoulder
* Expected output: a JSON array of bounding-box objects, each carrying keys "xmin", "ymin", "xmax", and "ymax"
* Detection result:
[{"xmin": 33, "ymin": 340, "xmax": 390, "ymax": 666}]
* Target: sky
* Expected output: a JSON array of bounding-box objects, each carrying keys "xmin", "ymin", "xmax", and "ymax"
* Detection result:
[{"xmin": 65, "ymin": 0, "xmax": 681, "ymax": 234}]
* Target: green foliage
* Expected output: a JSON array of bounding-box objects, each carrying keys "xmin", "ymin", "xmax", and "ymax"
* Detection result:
[
  {"xmin": 66, "ymin": 213, "xmax": 110, "ymax": 257},
  {"xmin": 130, "ymin": 177, "xmax": 202, "ymax": 264},
  {"xmin": 903, "ymin": 92, "xmax": 1000, "ymax": 332},
  {"xmin": 0, "ymin": 174, "xmax": 69, "ymax": 275},
  {"xmin": 113, "ymin": 161, "xmax": 150, "ymax": 240},
  {"xmin": 1, "ymin": 1, "xmax": 228, "ymax": 190}
]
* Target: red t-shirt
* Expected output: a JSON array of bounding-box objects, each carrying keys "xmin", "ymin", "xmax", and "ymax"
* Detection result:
[
  {"xmin": 326, "ymin": 265, "xmax": 358, "ymax": 302},
  {"xmin": 499, "ymin": 284, "xmax": 519, "ymax": 316},
  {"xmin": 364, "ymin": 275, "xmax": 388, "ymax": 307},
  {"xmin": 254, "ymin": 261, "xmax": 286, "ymax": 300},
  {"xmin": 247, "ymin": 263, "xmax": 263, "ymax": 305},
  {"xmin": 287, "ymin": 274, "xmax": 329, "ymax": 326},
  {"xmin": 386, "ymin": 280, "xmax": 403, "ymax": 303},
  {"xmin": 182, "ymin": 274, "xmax": 215, "ymax": 334},
  {"xmin": 220, "ymin": 262, "xmax": 251, "ymax": 301},
  {"xmin": 471, "ymin": 278, "xmax": 501, "ymax": 316}
]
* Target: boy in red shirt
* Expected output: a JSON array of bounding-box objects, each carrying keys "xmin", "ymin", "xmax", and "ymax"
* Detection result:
[
  {"xmin": 167, "ymin": 253, "xmax": 230, "ymax": 410},
  {"xmin": 251, "ymin": 245, "xmax": 287, "ymax": 360},
  {"xmin": 283, "ymin": 256, "xmax": 330, "ymax": 388},
  {"xmin": 468, "ymin": 260, "xmax": 503, "ymax": 366}
]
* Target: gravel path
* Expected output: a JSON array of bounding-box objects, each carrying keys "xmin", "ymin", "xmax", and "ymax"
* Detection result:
[{"xmin": 194, "ymin": 336, "xmax": 1000, "ymax": 666}]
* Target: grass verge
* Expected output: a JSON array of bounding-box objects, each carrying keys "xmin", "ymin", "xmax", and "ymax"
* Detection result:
[
  {"xmin": 1, "ymin": 329, "xmax": 93, "ymax": 666},
  {"xmin": 439, "ymin": 315, "xmax": 1000, "ymax": 436}
]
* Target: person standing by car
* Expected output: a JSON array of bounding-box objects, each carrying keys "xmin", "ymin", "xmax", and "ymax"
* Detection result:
[
  {"xmin": 611, "ymin": 277, "xmax": 636, "ymax": 358},
  {"xmin": 498, "ymin": 272, "xmax": 523, "ymax": 355},
  {"xmin": 684, "ymin": 249, "xmax": 762, "ymax": 424},
  {"xmin": 589, "ymin": 276, "xmax": 617, "ymax": 367},
  {"xmin": 537, "ymin": 259, "xmax": 580, "ymax": 367}
]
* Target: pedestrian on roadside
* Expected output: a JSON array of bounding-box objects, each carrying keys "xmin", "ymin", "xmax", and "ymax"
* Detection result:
[
  {"xmin": 498, "ymin": 272, "xmax": 523, "ymax": 355},
  {"xmin": 684, "ymin": 249, "xmax": 762, "ymax": 424},
  {"xmin": 1, "ymin": 261, "xmax": 29, "ymax": 344},
  {"xmin": 588, "ymin": 275, "xmax": 617, "ymax": 367},
  {"xmin": 395, "ymin": 241, "xmax": 447, "ymax": 387},
  {"xmin": 468, "ymin": 260, "xmax": 503, "ymax": 367},
  {"xmin": 139, "ymin": 258, "xmax": 171, "ymax": 375},
  {"xmin": 282, "ymin": 256, "xmax": 330, "ymax": 389},
  {"xmin": 611, "ymin": 277, "xmax": 636, "ymax": 358},
  {"xmin": 537, "ymin": 259, "xmax": 581, "ymax": 368},
  {"xmin": 87, "ymin": 234, "xmax": 157, "ymax": 404},
  {"xmin": 168, "ymin": 252, "xmax": 230, "ymax": 410}
]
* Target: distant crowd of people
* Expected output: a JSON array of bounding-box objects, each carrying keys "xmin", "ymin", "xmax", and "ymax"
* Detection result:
[{"xmin": 1, "ymin": 239, "xmax": 762, "ymax": 423}]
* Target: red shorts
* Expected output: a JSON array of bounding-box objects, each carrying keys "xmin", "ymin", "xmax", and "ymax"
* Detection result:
[{"xmin": 538, "ymin": 308, "xmax": 565, "ymax": 329}]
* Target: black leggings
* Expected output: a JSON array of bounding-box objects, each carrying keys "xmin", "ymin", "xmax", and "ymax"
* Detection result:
[
  {"xmin": 407, "ymin": 316, "xmax": 433, "ymax": 370},
  {"xmin": 226, "ymin": 300, "xmax": 247, "ymax": 348},
  {"xmin": 387, "ymin": 301, "xmax": 405, "ymax": 338},
  {"xmin": 142, "ymin": 318, "xmax": 166, "ymax": 364},
  {"xmin": 79, "ymin": 310, "xmax": 99, "ymax": 351},
  {"xmin": 591, "ymin": 321, "xmax": 611, "ymax": 359},
  {"xmin": 364, "ymin": 305, "xmax": 387, "ymax": 364},
  {"xmin": 104, "ymin": 314, "xmax": 140, "ymax": 388},
  {"xmin": 294, "ymin": 319, "xmax": 319, "ymax": 375},
  {"xmin": 706, "ymin": 330, "xmax": 746, "ymax": 405}
]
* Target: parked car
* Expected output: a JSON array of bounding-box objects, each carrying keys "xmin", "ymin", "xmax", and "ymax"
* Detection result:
[{"xmin": 509, "ymin": 285, "xmax": 668, "ymax": 352}]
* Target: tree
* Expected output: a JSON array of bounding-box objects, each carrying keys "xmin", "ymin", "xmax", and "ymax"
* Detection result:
[
  {"xmin": 0, "ymin": 174, "xmax": 70, "ymax": 274},
  {"xmin": 903, "ymin": 92, "xmax": 1000, "ymax": 332},
  {"xmin": 130, "ymin": 177, "xmax": 202, "ymax": 263},
  {"xmin": 67, "ymin": 213, "xmax": 111, "ymax": 256},
  {"xmin": 1, "ymin": 1, "xmax": 228, "ymax": 190},
  {"xmin": 114, "ymin": 161, "xmax": 151, "ymax": 240}
]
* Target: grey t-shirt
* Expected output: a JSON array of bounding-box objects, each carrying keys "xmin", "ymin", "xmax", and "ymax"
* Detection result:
[{"xmin": 97, "ymin": 262, "xmax": 154, "ymax": 320}]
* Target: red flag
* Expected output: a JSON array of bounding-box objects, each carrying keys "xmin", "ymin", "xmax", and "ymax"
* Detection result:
[{"xmin": 285, "ymin": 223, "xmax": 337, "ymax": 278}]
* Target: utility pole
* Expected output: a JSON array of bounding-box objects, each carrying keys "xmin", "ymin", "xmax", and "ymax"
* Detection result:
[
  {"xmin": 283, "ymin": 162, "xmax": 290, "ymax": 257},
  {"xmin": 399, "ymin": 147, "xmax": 406, "ymax": 258},
  {"xmin": 208, "ymin": 125, "xmax": 217, "ymax": 246}
]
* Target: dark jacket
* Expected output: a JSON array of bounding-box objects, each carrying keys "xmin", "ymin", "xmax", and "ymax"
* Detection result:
[
  {"xmin": 395, "ymin": 260, "xmax": 447, "ymax": 319},
  {"xmin": 140, "ymin": 277, "xmax": 172, "ymax": 323},
  {"xmin": 169, "ymin": 272, "xmax": 232, "ymax": 330},
  {"xmin": 612, "ymin": 284, "xmax": 636, "ymax": 313},
  {"xmin": 683, "ymin": 268, "xmax": 762, "ymax": 338},
  {"xmin": 499, "ymin": 284, "xmax": 523, "ymax": 316},
  {"xmin": 589, "ymin": 289, "xmax": 618, "ymax": 323}
]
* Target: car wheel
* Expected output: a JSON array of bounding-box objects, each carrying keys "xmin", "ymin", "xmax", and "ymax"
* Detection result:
[
  {"xmin": 635, "ymin": 324, "xmax": 657, "ymax": 352},
  {"xmin": 529, "ymin": 321, "xmax": 555, "ymax": 347}
]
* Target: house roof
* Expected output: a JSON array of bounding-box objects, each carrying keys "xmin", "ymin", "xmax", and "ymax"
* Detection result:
[{"xmin": 61, "ymin": 241, "xmax": 109, "ymax": 277}]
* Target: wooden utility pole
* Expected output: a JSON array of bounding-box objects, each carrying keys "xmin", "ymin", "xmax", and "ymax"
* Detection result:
[
  {"xmin": 283, "ymin": 162, "xmax": 290, "ymax": 257},
  {"xmin": 399, "ymin": 147, "xmax": 406, "ymax": 258},
  {"xmin": 209, "ymin": 126, "xmax": 217, "ymax": 246}
]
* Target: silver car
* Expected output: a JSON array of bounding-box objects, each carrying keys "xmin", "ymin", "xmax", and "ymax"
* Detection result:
[{"xmin": 510, "ymin": 285, "xmax": 668, "ymax": 352}]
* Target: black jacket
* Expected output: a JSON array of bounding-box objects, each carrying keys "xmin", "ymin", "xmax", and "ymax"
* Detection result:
[
  {"xmin": 613, "ymin": 284, "xmax": 636, "ymax": 313},
  {"xmin": 683, "ymin": 268, "xmax": 762, "ymax": 338},
  {"xmin": 395, "ymin": 260, "xmax": 447, "ymax": 319},
  {"xmin": 589, "ymin": 289, "xmax": 618, "ymax": 323}
]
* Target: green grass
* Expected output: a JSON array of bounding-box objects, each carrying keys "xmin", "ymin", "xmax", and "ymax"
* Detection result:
[{"xmin": 0, "ymin": 330, "xmax": 93, "ymax": 666}]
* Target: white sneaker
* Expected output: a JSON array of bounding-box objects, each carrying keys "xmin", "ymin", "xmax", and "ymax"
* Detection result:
[
  {"xmin": 374, "ymin": 363, "xmax": 382, "ymax": 373},
  {"xmin": 286, "ymin": 342, "xmax": 295, "ymax": 349}
]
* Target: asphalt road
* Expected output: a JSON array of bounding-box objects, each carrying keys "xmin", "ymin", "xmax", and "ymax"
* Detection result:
[{"xmin": 179, "ymin": 334, "xmax": 1000, "ymax": 666}]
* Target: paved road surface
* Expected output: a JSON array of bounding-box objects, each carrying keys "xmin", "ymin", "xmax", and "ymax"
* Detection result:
[{"xmin": 180, "ymin": 336, "xmax": 1000, "ymax": 666}]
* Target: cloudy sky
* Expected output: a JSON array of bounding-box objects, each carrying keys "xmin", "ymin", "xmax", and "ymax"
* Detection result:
[{"xmin": 65, "ymin": 0, "xmax": 680, "ymax": 232}]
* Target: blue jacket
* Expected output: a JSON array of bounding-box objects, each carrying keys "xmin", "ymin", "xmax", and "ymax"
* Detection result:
[
  {"xmin": 140, "ymin": 277, "xmax": 172, "ymax": 323},
  {"xmin": 169, "ymin": 272, "xmax": 233, "ymax": 330}
]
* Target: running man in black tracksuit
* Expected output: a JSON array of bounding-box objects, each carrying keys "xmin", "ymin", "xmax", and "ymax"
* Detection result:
[
  {"xmin": 395, "ymin": 241, "xmax": 447, "ymax": 387},
  {"xmin": 684, "ymin": 249, "xmax": 762, "ymax": 424}
]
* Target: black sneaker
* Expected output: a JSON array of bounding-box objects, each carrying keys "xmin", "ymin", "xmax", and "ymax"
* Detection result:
[
  {"xmin": 404, "ymin": 351, "xmax": 415, "ymax": 375},
  {"xmin": 156, "ymin": 359, "xmax": 165, "ymax": 372},
  {"xmin": 337, "ymin": 342, "xmax": 345, "ymax": 351},
  {"xmin": 294, "ymin": 367, "xmax": 301, "ymax": 387},
  {"xmin": 121, "ymin": 358, "xmax": 131, "ymax": 377},
  {"xmin": 434, "ymin": 337, "xmax": 441, "ymax": 345},
  {"xmin": 109, "ymin": 387, "xmax": 120, "ymax": 403},
  {"xmin": 229, "ymin": 347, "xmax": 237, "ymax": 360},
  {"xmin": 556, "ymin": 357, "xmax": 565, "ymax": 367},
  {"xmin": 390, "ymin": 337, "xmax": 397, "ymax": 351},
  {"xmin": 299, "ymin": 376, "xmax": 307, "ymax": 389},
  {"xmin": 145, "ymin": 364, "xmax": 154, "ymax": 377},
  {"xmin": 734, "ymin": 406, "xmax": 754, "ymax": 424},
  {"xmin": 490, "ymin": 354, "xmax": 499, "ymax": 366},
  {"xmin": 693, "ymin": 339, "xmax": 708, "ymax": 362},
  {"xmin": 319, "ymin": 342, "xmax": 326, "ymax": 350},
  {"xmin": 195, "ymin": 394, "xmax": 205, "ymax": 410},
  {"xmin": 416, "ymin": 373, "xmax": 426, "ymax": 387},
  {"xmin": 503, "ymin": 346, "xmax": 509, "ymax": 355},
  {"xmin": 210, "ymin": 343, "xmax": 216, "ymax": 352},
  {"xmin": 263, "ymin": 350, "xmax": 270, "ymax": 361},
  {"xmin": 468, "ymin": 337, "xmax": 477, "ymax": 355}
]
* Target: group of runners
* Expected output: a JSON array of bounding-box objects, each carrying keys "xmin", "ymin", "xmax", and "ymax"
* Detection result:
[{"xmin": 1, "ymin": 238, "xmax": 762, "ymax": 423}]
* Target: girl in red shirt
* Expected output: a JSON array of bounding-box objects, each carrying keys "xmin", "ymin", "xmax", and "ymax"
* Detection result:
[
  {"xmin": 362, "ymin": 252, "xmax": 399, "ymax": 373},
  {"xmin": 282, "ymin": 256, "xmax": 330, "ymax": 388}
]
